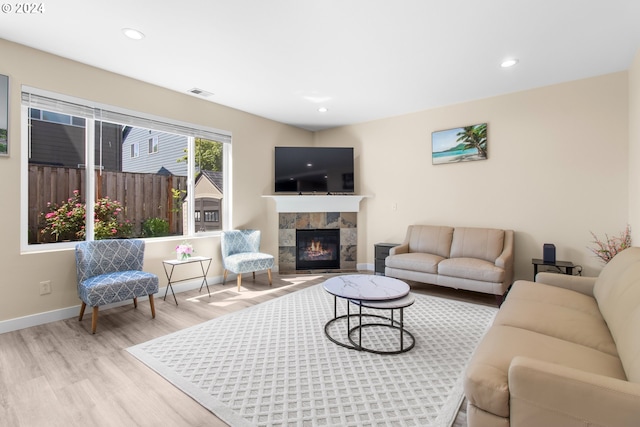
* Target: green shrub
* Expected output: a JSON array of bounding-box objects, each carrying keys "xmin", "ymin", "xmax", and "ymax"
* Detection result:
[{"xmin": 142, "ymin": 217, "xmax": 170, "ymax": 237}]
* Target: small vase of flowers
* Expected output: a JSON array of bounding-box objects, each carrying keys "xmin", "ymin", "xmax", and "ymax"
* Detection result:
[{"xmin": 176, "ymin": 242, "xmax": 194, "ymax": 261}]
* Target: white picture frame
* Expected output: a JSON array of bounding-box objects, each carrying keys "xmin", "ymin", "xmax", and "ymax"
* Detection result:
[{"xmin": 0, "ymin": 73, "xmax": 8, "ymax": 156}]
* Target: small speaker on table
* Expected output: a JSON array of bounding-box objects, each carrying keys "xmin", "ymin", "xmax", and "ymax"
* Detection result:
[{"xmin": 543, "ymin": 243, "xmax": 556, "ymax": 264}]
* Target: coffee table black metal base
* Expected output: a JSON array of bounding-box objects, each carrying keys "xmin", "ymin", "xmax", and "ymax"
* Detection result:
[
  {"xmin": 324, "ymin": 295, "xmax": 415, "ymax": 354},
  {"xmin": 322, "ymin": 275, "xmax": 415, "ymax": 354}
]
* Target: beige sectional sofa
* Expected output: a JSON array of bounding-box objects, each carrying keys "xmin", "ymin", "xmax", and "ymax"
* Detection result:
[
  {"xmin": 464, "ymin": 247, "xmax": 640, "ymax": 427},
  {"xmin": 384, "ymin": 225, "xmax": 514, "ymax": 299}
]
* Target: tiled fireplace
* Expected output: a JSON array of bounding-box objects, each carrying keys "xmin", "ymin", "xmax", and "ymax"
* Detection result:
[{"xmin": 278, "ymin": 212, "xmax": 357, "ymax": 273}]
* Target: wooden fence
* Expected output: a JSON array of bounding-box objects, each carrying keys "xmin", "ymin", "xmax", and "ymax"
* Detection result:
[{"xmin": 28, "ymin": 165, "xmax": 187, "ymax": 243}]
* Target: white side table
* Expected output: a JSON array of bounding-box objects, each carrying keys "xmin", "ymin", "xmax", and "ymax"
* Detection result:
[{"xmin": 162, "ymin": 256, "xmax": 212, "ymax": 305}]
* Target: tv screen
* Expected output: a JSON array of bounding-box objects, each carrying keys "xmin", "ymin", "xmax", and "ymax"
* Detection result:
[{"xmin": 275, "ymin": 147, "xmax": 354, "ymax": 193}]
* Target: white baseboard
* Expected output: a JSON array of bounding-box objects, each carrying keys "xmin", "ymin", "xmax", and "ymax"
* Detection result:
[
  {"xmin": 358, "ymin": 262, "xmax": 374, "ymax": 272},
  {"xmin": 0, "ymin": 267, "xmax": 372, "ymax": 335},
  {"xmin": 0, "ymin": 274, "xmax": 226, "ymax": 335}
]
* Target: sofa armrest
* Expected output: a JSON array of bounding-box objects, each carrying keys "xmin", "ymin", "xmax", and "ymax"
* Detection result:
[
  {"xmin": 494, "ymin": 230, "xmax": 514, "ymax": 286},
  {"xmin": 535, "ymin": 272, "xmax": 596, "ymax": 297},
  {"xmin": 509, "ymin": 356, "xmax": 640, "ymax": 427},
  {"xmin": 494, "ymin": 231, "xmax": 513, "ymax": 269},
  {"xmin": 389, "ymin": 244, "xmax": 409, "ymax": 255}
]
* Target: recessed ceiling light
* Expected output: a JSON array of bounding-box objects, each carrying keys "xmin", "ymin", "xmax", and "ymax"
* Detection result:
[
  {"xmin": 318, "ymin": 107, "xmax": 328, "ymax": 113},
  {"xmin": 500, "ymin": 58, "xmax": 519, "ymax": 68},
  {"xmin": 122, "ymin": 28, "xmax": 145, "ymax": 40}
]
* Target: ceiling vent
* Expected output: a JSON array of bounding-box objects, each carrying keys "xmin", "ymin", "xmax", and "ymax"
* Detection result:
[{"xmin": 188, "ymin": 88, "xmax": 214, "ymax": 97}]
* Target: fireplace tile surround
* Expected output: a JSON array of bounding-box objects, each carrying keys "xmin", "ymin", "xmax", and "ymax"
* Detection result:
[{"xmin": 278, "ymin": 212, "xmax": 357, "ymax": 273}]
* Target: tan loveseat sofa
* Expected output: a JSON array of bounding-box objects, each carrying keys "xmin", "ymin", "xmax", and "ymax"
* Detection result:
[
  {"xmin": 464, "ymin": 247, "xmax": 640, "ymax": 427},
  {"xmin": 384, "ymin": 225, "xmax": 514, "ymax": 299}
]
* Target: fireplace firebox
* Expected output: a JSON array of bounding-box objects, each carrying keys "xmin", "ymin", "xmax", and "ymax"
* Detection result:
[{"xmin": 296, "ymin": 229, "xmax": 341, "ymax": 270}]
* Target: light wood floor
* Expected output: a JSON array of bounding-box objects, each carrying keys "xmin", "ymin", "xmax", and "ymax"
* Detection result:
[{"xmin": 0, "ymin": 272, "xmax": 497, "ymax": 426}]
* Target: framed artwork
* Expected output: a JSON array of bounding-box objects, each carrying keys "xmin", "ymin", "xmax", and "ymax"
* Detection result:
[
  {"xmin": 0, "ymin": 73, "xmax": 7, "ymax": 156},
  {"xmin": 432, "ymin": 122, "xmax": 487, "ymax": 165}
]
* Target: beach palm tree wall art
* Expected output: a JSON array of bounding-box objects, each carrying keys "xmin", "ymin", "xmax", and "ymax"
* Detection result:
[{"xmin": 431, "ymin": 122, "xmax": 487, "ymax": 165}]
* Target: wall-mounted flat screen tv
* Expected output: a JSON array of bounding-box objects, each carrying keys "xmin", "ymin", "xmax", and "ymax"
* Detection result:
[{"xmin": 274, "ymin": 146, "xmax": 354, "ymax": 193}]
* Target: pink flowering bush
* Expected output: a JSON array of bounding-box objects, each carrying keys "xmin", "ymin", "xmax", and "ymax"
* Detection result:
[{"xmin": 40, "ymin": 190, "xmax": 132, "ymax": 242}]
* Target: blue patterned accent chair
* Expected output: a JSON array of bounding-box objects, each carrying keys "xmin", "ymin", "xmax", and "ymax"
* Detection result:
[
  {"xmin": 75, "ymin": 239, "xmax": 159, "ymax": 334},
  {"xmin": 221, "ymin": 230, "xmax": 274, "ymax": 291}
]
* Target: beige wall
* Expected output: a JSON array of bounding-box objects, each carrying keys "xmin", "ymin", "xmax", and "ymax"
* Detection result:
[
  {"xmin": 316, "ymin": 72, "xmax": 630, "ymax": 280},
  {"xmin": 0, "ymin": 37, "xmax": 634, "ymax": 327},
  {"xmin": 629, "ymin": 49, "xmax": 640, "ymax": 243},
  {"xmin": 0, "ymin": 39, "xmax": 312, "ymax": 322}
]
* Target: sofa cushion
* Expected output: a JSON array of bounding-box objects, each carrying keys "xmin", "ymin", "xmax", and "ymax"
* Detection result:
[
  {"xmin": 406, "ymin": 225, "xmax": 454, "ymax": 258},
  {"xmin": 593, "ymin": 247, "xmax": 640, "ymax": 382},
  {"xmin": 464, "ymin": 325, "xmax": 627, "ymax": 419},
  {"xmin": 450, "ymin": 227, "xmax": 504, "ymax": 263},
  {"xmin": 438, "ymin": 257, "xmax": 504, "ymax": 282},
  {"xmin": 385, "ymin": 252, "xmax": 444, "ymax": 274},
  {"xmin": 497, "ymin": 282, "xmax": 618, "ymax": 356},
  {"xmin": 508, "ymin": 280, "xmax": 602, "ymax": 318}
]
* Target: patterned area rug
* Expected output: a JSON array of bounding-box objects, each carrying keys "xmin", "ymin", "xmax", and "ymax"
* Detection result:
[{"xmin": 127, "ymin": 284, "xmax": 497, "ymax": 427}]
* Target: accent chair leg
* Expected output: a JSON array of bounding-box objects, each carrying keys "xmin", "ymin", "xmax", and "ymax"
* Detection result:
[
  {"xmin": 91, "ymin": 306, "xmax": 99, "ymax": 334},
  {"xmin": 149, "ymin": 294, "xmax": 156, "ymax": 318},
  {"xmin": 223, "ymin": 269, "xmax": 228, "ymax": 285},
  {"xmin": 267, "ymin": 269, "xmax": 272, "ymax": 286},
  {"xmin": 79, "ymin": 302, "xmax": 86, "ymax": 321},
  {"xmin": 237, "ymin": 274, "xmax": 242, "ymax": 292},
  {"xmin": 133, "ymin": 297, "xmax": 138, "ymax": 308}
]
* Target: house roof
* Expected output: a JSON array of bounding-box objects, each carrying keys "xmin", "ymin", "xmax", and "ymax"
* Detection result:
[{"xmin": 197, "ymin": 170, "xmax": 223, "ymax": 194}]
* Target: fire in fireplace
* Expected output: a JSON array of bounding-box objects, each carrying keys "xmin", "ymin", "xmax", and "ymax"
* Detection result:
[{"xmin": 296, "ymin": 229, "xmax": 340, "ymax": 270}]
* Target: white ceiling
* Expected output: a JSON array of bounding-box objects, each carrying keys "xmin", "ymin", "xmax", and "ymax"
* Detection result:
[{"xmin": 1, "ymin": 0, "xmax": 640, "ymax": 131}]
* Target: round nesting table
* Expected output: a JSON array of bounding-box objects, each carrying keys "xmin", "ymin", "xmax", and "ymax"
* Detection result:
[{"xmin": 323, "ymin": 274, "xmax": 416, "ymax": 354}]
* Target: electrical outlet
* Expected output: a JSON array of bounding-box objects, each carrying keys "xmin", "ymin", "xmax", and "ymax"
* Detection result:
[{"xmin": 39, "ymin": 280, "xmax": 51, "ymax": 295}]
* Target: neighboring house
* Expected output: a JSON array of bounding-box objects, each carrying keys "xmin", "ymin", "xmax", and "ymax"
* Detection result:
[
  {"xmin": 122, "ymin": 127, "xmax": 188, "ymax": 176},
  {"xmin": 123, "ymin": 129, "xmax": 224, "ymax": 233},
  {"xmin": 28, "ymin": 111, "xmax": 122, "ymax": 170},
  {"xmin": 184, "ymin": 170, "xmax": 223, "ymax": 232}
]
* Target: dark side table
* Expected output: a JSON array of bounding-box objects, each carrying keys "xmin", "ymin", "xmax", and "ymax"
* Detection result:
[
  {"xmin": 532, "ymin": 258, "xmax": 575, "ymax": 279},
  {"xmin": 374, "ymin": 243, "xmax": 400, "ymax": 275}
]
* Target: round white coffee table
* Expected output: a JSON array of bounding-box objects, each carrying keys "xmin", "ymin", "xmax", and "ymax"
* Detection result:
[{"xmin": 323, "ymin": 274, "xmax": 416, "ymax": 354}]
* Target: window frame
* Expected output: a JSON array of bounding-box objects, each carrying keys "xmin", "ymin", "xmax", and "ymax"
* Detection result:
[
  {"xmin": 148, "ymin": 135, "xmax": 159, "ymax": 154},
  {"xmin": 20, "ymin": 86, "xmax": 232, "ymax": 253}
]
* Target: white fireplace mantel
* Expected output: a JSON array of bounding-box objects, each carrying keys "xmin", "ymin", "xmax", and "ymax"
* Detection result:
[{"xmin": 262, "ymin": 195, "xmax": 370, "ymax": 213}]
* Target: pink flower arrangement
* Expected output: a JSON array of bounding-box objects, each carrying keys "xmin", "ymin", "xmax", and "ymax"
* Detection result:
[{"xmin": 176, "ymin": 242, "xmax": 194, "ymax": 261}]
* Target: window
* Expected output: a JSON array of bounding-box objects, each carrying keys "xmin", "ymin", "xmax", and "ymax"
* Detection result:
[
  {"xmin": 148, "ymin": 136, "xmax": 158, "ymax": 154},
  {"xmin": 22, "ymin": 87, "xmax": 231, "ymax": 248},
  {"xmin": 204, "ymin": 210, "xmax": 219, "ymax": 222},
  {"xmin": 29, "ymin": 108, "xmax": 85, "ymax": 127}
]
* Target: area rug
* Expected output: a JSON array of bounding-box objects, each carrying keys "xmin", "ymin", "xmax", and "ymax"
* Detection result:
[{"xmin": 127, "ymin": 284, "xmax": 497, "ymax": 427}]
